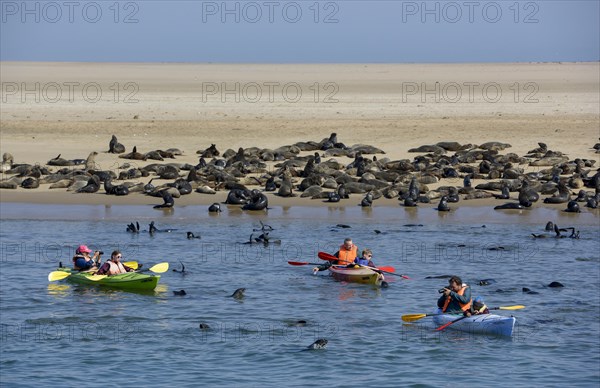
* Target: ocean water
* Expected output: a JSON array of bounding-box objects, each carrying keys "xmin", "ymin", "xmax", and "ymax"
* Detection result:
[{"xmin": 0, "ymin": 203, "xmax": 599, "ymax": 387}]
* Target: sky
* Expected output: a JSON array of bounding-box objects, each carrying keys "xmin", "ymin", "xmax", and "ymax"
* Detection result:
[{"xmin": 1, "ymin": 0, "xmax": 599, "ymax": 62}]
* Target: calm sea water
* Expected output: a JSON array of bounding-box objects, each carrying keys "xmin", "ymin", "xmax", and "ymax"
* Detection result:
[{"xmin": 1, "ymin": 203, "xmax": 599, "ymax": 387}]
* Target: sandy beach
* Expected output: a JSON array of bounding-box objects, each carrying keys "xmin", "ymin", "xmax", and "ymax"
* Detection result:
[{"xmin": 1, "ymin": 61, "xmax": 598, "ymax": 207}]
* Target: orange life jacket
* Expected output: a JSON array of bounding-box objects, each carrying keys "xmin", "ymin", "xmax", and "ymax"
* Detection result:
[
  {"xmin": 442, "ymin": 284, "xmax": 472, "ymax": 312},
  {"xmin": 107, "ymin": 261, "xmax": 127, "ymax": 275},
  {"xmin": 337, "ymin": 244, "xmax": 358, "ymax": 265}
]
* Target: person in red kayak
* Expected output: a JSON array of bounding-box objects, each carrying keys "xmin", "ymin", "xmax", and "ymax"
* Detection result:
[
  {"xmin": 334, "ymin": 238, "xmax": 358, "ymax": 265},
  {"xmin": 96, "ymin": 250, "xmax": 135, "ymax": 276},
  {"xmin": 72, "ymin": 245, "xmax": 102, "ymax": 271}
]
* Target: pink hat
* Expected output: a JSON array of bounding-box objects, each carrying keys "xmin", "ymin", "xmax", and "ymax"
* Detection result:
[{"xmin": 76, "ymin": 245, "xmax": 92, "ymax": 254}]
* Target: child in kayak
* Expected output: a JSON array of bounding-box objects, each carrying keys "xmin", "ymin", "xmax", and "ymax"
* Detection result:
[
  {"xmin": 465, "ymin": 296, "xmax": 490, "ymax": 316},
  {"xmin": 96, "ymin": 250, "xmax": 135, "ymax": 275},
  {"xmin": 72, "ymin": 245, "xmax": 102, "ymax": 271},
  {"xmin": 353, "ymin": 249, "xmax": 375, "ymax": 268}
]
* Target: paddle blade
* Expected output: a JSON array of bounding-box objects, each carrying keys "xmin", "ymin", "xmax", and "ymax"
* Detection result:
[
  {"xmin": 435, "ymin": 321, "xmax": 455, "ymax": 331},
  {"xmin": 87, "ymin": 275, "xmax": 107, "ymax": 281},
  {"xmin": 435, "ymin": 316, "xmax": 468, "ymax": 331},
  {"xmin": 48, "ymin": 271, "xmax": 71, "ymax": 282},
  {"xmin": 377, "ymin": 266, "xmax": 395, "ymax": 272},
  {"xmin": 288, "ymin": 261, "xmax": 309, "ymax": 266},
  {"xmin": 401, "ymin": 314, "xmax": 427, "ymax": 322},
  {"xmin": 149, "ymin": 262, "xmax": 169, "ymax": 273},
  {"xmin": 497, "ymin": 305, "xmax": 525, "ymax": 310},
  {"xmin": 124, "ymin": 261, "xmax": 139, "ymax": 270},
  {"xmin": 318, "ymin": 252, "xmax": 338, "ymax": 261}
]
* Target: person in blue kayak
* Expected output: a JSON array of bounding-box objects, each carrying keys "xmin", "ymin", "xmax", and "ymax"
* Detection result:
[
  {"xmin": 465, "ymin": 296, "xmax": 490, "ymax": 317},
  {"xmin": 437, "ymin": 275, "xmax": 472, "ymax": 314},
  {"xmin": 354, "ymin": 249, "xmax": 375, "ymax": 267},
  {"xmin": 72, "ymin": 244, "xmax": 102, "ymax": 271},
  {"xmin": 96, "ymin": 250, "xmax": 135, "ymax": 275}
]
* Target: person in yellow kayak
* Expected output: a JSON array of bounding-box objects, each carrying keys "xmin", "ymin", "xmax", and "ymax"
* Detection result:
[
  {"xmin": 437, "ymin": 275, "xmax": 472, "ymax": 314},
  {"xmin": 96, "ymin": 250, "xmax": 135, "ymax": 275},
  {"xmin": 334, "ymin": 238, "xmax": 358, "ymax": 265},
  {"xmin": 72, "ymin": 245, "xmax": 102, "ymax": 271},
  {"xmin": 353, "ymin": 249, "xmax": 375, "ymax": 267},
  {"xmin": 313, "ymin": 238, "xmax": 359, "ymax": 273}
]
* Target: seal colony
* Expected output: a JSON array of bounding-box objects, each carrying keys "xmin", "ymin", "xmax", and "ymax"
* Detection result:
[{"xmin": 1, "ymin": 135, "xmax": 598, "ymax": 213}]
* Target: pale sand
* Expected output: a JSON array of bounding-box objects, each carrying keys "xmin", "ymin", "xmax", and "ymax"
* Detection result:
[{"xmin": 1, "ymin": 62, "xmax": 598, "ymax": 207}]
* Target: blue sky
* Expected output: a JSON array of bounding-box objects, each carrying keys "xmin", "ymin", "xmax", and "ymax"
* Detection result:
[{"xmin": 1, "ymin": 0, "xmax": 598, "ymax": 62}]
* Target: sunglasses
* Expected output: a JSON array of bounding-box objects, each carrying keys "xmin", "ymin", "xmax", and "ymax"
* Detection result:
[{"xmin": 116, "ymin": 255, "xmax": 122, "ymax": 259}]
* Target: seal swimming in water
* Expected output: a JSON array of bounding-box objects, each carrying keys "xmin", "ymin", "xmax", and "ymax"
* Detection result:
[
  {"xmin": 479, "ymin": 279, "xmax": 497, "ymax": 286},
  {"xmin": 547, "ymin": 281, "xmax": 564, "ymax": 288},
  {"xmin": 173, "ymin": 289, "xmax": 187, "ymax": 296},
  {"xmin": 187, "ymin": 232, "xmax": 200, "ymax": 239},
  {"xmin": 126, "ymin": 222, "xmax": 140, "ymax": 233},
  {"xmin": 199, "ymin": 323, "xmax": 211, "ymax": 330},
  {"xmin": 172, "ymin": 261, "xmax": 188, "ymax": 274},
  {"xmin": 230, "ymin": 288, "xmax": 246, "ymax": 300},
  {"xmin": 522, "ymin": 287, "xmax": 540, "ymax": 295},
  {"xmin": 305, "ymin": 339, "xmax": 328, "ymax": 350}
]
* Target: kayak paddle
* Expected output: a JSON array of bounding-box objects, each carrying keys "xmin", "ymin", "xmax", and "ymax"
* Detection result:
[
  {"xmin": 435, "ymin": 315, "xmax": 468, "ymax": 331},
  {"xmin": 48, "ymin": 271, "xmax": 106, "ymax": 282},
  {"xmin": 317, "ymin": 252, "xmax": 409, "ymax": 279},
  {"xmin": 402, "ymin": 305, "xmax": 525, "ymax": 323},
  {"xmin": 288, "ymin": 261, "xmax": 322, "ymax": 266},
  {"xmin": 137, "ymin": 262, "xmax": 169, "ymax": 274},
  {"xmin": 123, "ymin": 261, "xmax": 139, "ymax": 270},
  {"xmin": 289, "ymin": 260, "xmax": 404, "ymax": 277}
]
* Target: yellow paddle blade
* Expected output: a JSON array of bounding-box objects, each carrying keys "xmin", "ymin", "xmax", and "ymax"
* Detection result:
[
  {"xmin": 87, "ymin": 275, "xmax": 107, "ymax": 281},
  {"xmin": 401, "ymin": 314, "xmax": 427, "ymax": 322},
  {"xmin": 498, "ymin": 305, "xmax": 525, "ymax": 310},
  {"xmin": 124, "ymin": 261, "xmax": 139, "ymax": 270},
  {"xmin": 48, "ymin": 271, "xmax": 71, "ymax": 282},
  {"xmin": 149, "ymin": 262, "xmax": 169, "ymax": 273}
]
